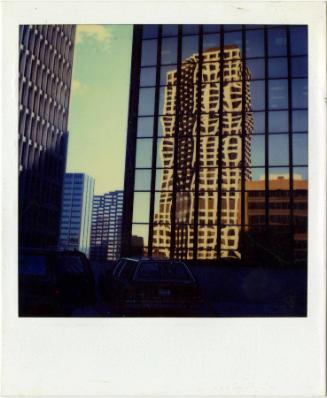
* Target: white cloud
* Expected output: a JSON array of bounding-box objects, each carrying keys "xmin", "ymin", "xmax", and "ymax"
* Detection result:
[
  {"xmin": 76, "ymin": 25, "xmax": 112, "ymax": 45},
  {"xmin": 71, "ymin": 79, "xmax": 88, "ymax": 96}
]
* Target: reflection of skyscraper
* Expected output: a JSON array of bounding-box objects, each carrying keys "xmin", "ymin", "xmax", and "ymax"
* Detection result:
[
  {"xmin": 153, "ymin": 46, "xmax": 253, "ymax": 259},
  {"xmin": 19, "ymin": 25, "xmax": 76, "ymax": 248},
  {"xmin": 90, "ymin": 191, "xmax": 124, "ymax": 261}
]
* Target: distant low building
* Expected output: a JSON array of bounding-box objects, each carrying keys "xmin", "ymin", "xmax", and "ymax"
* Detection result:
[
  {"xmin": 59, "ymin": 173, "xmax": 95, "ymax": 256},
  {"xmin": 90, "ymin": 191, "xmax": 123, "ymax": 261},
  {"xmin": 245, "ymin": 175, "xmax": 308, "ymax": 262}
]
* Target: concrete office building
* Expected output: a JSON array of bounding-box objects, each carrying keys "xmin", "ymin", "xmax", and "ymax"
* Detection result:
[
  {"xmin": 19, "ymin": 25, "xmax": 75, "ymax": 248},
  {"xmin": 59, "ymin": 173, "xmax": 95, "ymax": 257},
  {"xmin": 90, "ymin": 191, "xmax": 124, "ymax": 261}
]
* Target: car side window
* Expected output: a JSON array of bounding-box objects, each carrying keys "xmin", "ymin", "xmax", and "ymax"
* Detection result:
[{"xmin": 119, "ymin": 260, "xmax": 137, "ymax": 281}]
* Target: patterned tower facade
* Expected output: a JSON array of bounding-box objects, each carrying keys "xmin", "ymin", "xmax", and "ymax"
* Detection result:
[
  {"xmin": 90, "ymin": 191, "xmax": 124, "ymax": 261},
  {"xmin": 153, "ymin": 46, "xmax": 253, "ymax": 259},
  {"xmin": 19, "ymin": 25, "xmax": 76, "ymax": 248}
]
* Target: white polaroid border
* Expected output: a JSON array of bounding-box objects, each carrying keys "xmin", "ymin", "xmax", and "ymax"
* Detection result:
[{"xmin": 1, "ymin": 1, "xmax": 326, "ymax": 397}]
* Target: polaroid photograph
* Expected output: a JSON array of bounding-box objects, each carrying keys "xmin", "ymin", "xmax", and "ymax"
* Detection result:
[{"xmin": 1, "ymin": 0, "xmax": 326, "ymax": 397}]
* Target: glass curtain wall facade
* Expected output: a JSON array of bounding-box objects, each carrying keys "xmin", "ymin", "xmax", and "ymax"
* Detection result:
[
  {"xmin": 122, "ymin": 24, "xmax": 308, "ymax": 264},
  {"xmin": 59, "ymin": 173, "xmax": 95, "ymax": 257},
  {"xmin": 19, "ymin": 25, "xmax": 76, "ymax": 248}
]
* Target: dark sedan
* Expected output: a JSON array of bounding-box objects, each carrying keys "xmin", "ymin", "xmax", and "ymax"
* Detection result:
[
  {"xmin": 101, "ymin": 257, "xmax": 202, "ymax": 316},
  {"xmin": 19, "ymin": 249, "xmax": 96, "ymax": 316}
]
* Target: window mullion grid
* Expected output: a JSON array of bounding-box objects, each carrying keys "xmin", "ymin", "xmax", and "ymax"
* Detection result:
[
  {"xmin": 148, "ymin": 26, "xmax": 162, "ymax": 257},
  {"xmin": 216, "ymin": 25, "xmax": 225, "ymax": 260},
  {"xmin": 241, "ymin": 26, "xmax": 247, "ymax": 234},
  {"xmin": 264, "ymin": 26, "xmax": 270, "ymax": 228},
  {"xmin": 170, "ymin": 25, "xmax": 182, "ymax": 259},
  {"xmin": 192, "ymin": 25, "xmax": 203, "ymax": 261},
  {"xmin": 286, "ymin": 27, "xmax": 295, "ymax": 264}
]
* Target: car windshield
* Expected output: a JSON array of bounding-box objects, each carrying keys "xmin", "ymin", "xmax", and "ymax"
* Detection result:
[
  {"xmin": 19, "ymin": 254, "xmax": 48, "ymax": 276},
  {"xmin": 137, "ymin": 261, "xmax": 191, "ymax": 281}
]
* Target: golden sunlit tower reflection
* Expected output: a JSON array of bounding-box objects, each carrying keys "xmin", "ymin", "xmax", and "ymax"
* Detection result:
[{"xmin": 153, "ymin": 45, "xmax": 253, "ymax": 260}]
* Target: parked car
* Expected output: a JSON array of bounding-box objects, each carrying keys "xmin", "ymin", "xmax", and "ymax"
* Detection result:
[
  {"xmin": 101, "ymin": 257, "xmax": 202, "ymax": 316},
  {"xmin": 19, "ymin": 248, "xmax": 96, "ymax": 316}
]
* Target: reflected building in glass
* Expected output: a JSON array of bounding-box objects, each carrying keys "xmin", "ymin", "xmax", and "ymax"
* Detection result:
[
  {"xmin": 152, "ymin": 46, "xmax": 253, "ymax": 259},
  {"xmin": 122, "ymin": 24, "xmax": 308, "ymax": 264}
]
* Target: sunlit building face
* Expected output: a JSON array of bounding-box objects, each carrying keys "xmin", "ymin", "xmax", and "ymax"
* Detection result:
[{"xmin": 153, "ymin": 46, "xmax": 253, "ymax": 259}]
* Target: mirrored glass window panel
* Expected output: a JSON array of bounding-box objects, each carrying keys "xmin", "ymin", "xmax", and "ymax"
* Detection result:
[
  {"xmin": 131, "ymin": 223, "xmax": 149, "ymax": 249},
  {"xmin": 154, "ymin": 191, "xmax": 172, "ymax": 220},
  {"xmin": 182, "ymin": 25, "xmax": 199, "ymax": 35},
  {"xmin": 269, "ymin": 111, "xmax": 288, "ymax": 133},
  {"xmin": 268, "ymin": 28, "xmax": 287, "ymax": 56},
  {"xmin": 161, "ymin": 37, "xmax": 178, "ymax": 65},
  {"xmin": 269, "ymin": 134, "xmax": 289, "ymax": 165},
  {"xmin": 225, "ymin": 25, "xmax": 242, "ymax": 32},
  {"xmin": 137, "ymin": 117, "xmax": 154, "ymax": 137},
  {"xmin": 290, "ymin": 27, "xmax": 307, "ymax": 55},
  {"xmin": 134, "ymin": 169, "xmax": 152, "ymax": 191},
  {"xmin": 293, "ymin": 134, "xmax": 308, "ymax": 165},
  {"xmin": 268, "ymin": 167, "xmax": 290, "ymax": 189},
  {"xmin": 156, "ymin": 137, "xmax": 175, "ymax": 168},
  {"xmin": 293, "ymin": 166, "xmax": 308, "ymax": 181},
  {"xmin": 176, "ymin": 170, "xmax": 195, "ymax": 191},
  {"xmin": 132, "ymin": 192, "xmax": 151, "ymax": 223},
  {"xmin": 138, "ymin": 87, "xmax": 155, "ymax": 116},
  {"xmin": 224, "ymin": 31, "xmax": 242, "ymax": 55},
  {"xmin": 203, "ymin": 33, "xmax": 220, "ymax": 52},
  {"xmin": 140, "ymin": 67, "xmax": 157, "ymax": 87},
  {"xmin": 177, "ymin": 136, "xmax": 196, "ymax": 167},
  {"xmin": 203, "ymin": 25, "xmax": 221, "ymax": 33},
  {"xmin": 251, "ymin": 135, "xmax": 266, "ymax": 166},
  {"xmin": 268, "ymin": 57, "xmax": 288, "ymax": 78},
  {"xmin": 246, "ymin": 29, "xmax": 264, "ymax": 58},
  {"xmin": 162, "ymin": 25, "xmax": 178, "ymax": 37},
  {"xmin": 250, "ymin": 80, "xmax": 265, "ymax": 111},
  {"xmin": 182, "ymin": 35, "xmax": 199, "ymax": 60},
  {"xmin": 155, "ymin": 168, "xmax": 173, "ymax": 191},
  {"xmin": 141, "ymin": 39, "xmax": 158, "ymax": 66},
  {"xmin": 292, "ymin": 110, "xmax": 307, "ymax": 132},
  {"xmin": 250, "ymin": 167, "xmax": 266, "ymax": 181},
  {"xmin": 198, "ymin": 197, "xmax": 219, "ymax": 222},
  {"xmin": 175, "ymin": 192, "xmax": 195, "ymax": 222},
  {"xmin": 142, "ymin": 25, "xmax": 158, "ymax": 39},
  {"xmin": 268, "ymin": 79, "xmax": 288, "ymax": 109},
  {"xmin": 159, "ymin": 86, "xmax": 176, "ymax": 115},
  {"xmin": 291, "ymin": 56, "xmax": 307, "ymax": 78},
  {"xmin": 200, "ymin": 114, "xmax": 219, "ymax": 137},
  {"xmin": 135, "ymin": 138, "xmax": 153, "ymax": 168},
  {"xmin": 199, "ymin": 168, "xmax": 219, "ymax": 190},
  {"xmin": 252, "ymin": 111, "xmax": 265, "ymax": 134},
  {"xmin": 246, "ymin": 58, "xmax": 265, "ymax": 80},
  {"xmin": 292, "ymin": 79, "xmax": 308, "ymax": 108},
  {"xmin": 160, "ymin": 64, "xmax": 177, "ymax": 85}
]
